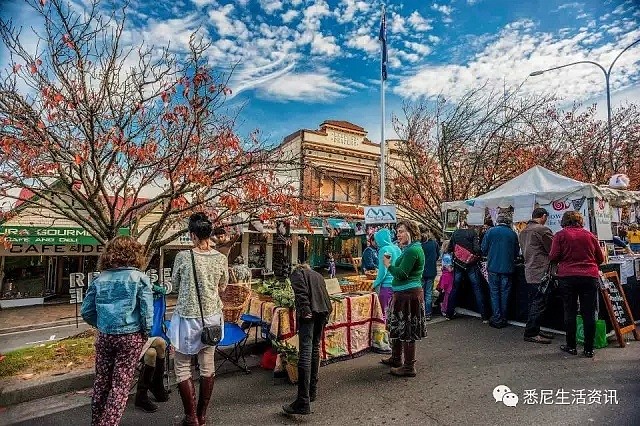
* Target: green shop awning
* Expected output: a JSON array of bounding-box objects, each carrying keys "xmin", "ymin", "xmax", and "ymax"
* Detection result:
[
  {"xmin": 0, "ymin": 226, "xmax": 130, "ymax": 245},
  {"xmin": 309, "ymin": 217, "xmax": 355, "ymax": 230}
]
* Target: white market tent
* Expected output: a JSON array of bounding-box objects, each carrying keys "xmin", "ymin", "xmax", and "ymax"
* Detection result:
[
  {"xmin": 441, "ymin": 166, "xmax": 602, "ymax": 213},
  {"xmin": 440, "ymin": 166, "xmax": 617, "ymax": 237}
]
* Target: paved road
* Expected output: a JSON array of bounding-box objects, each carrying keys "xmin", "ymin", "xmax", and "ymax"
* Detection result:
[
  {"xmin": 4, "ymin": 317, "xmax": 640, "ymax": 425},
  {"xmin": 0, "ymin": 323, "xmax": 92, "ymax": 352}
]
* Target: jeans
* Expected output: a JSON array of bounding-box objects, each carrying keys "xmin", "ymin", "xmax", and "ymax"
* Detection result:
[
  {"xmin": 488, "ymin": 272, "xmax": 512, "ymax": 325},
  {"xmin": 296, "ymin": 313, "xmax": 326, "ymax": 406},
  {"xmin": 446, "ymin": 265, "xmax": 488, "ymax": 320},
  {"xmin": 524, "ymin": 283, "xmax": 549, "ymax": 337},
  {"xmin": 559, "ymin": 276, "xmax": 598, "ymax": 352},
  {"xmin": 422, "ymin": 278, "xmax": 434, "ymax": 316}
]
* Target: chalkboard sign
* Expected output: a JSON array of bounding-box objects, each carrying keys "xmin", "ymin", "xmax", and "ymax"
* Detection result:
[{"xmin": 600, "ymin": 272, "xmax": 639, "ymax": 347}]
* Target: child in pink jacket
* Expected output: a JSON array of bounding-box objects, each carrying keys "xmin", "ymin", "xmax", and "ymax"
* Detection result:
[{"xmin": 438, "ymin": 254, "xmax": 454, "ymax": 314}]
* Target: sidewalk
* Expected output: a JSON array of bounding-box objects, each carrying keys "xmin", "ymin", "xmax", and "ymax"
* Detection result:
[{"xmin": 0, "ymin": 296, "xmax": 177, "ymax": 335}]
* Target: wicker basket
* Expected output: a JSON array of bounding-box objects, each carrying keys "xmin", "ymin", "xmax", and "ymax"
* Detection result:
[
  {"xmin": 356, "ymin": 281, "xmax": 373, "ymax": 292},
  {"xmin": 364, "ymin": 271, "xmax": 377, "ymax": 280},
  {"xmin": 339, "ymin": 283, "xmax": 359, "ymax": 293},
  {"xmin": 256, "ymin": 293, "xmax": 273, "ymax": 303},
  {"xmin": 222, "ymin": 284, "xmax": 251, "ymax": 323},
  {"xmin": 285, "ymin": 363, "xmax": 298, "ymax": 384}
]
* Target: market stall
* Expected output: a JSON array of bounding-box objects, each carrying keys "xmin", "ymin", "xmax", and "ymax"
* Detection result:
[
  {"xmin": 245, "ymin": 290, "xmax": 387, "ymax": 374},
  {"xmin": 441, "ymin": 166, "xmax": 640, "ymax": 332}
]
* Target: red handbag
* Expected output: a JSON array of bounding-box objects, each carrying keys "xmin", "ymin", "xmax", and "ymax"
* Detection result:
[{"xmin": 454, "ymin": 244, "xmax": 479, "ymax": 265}]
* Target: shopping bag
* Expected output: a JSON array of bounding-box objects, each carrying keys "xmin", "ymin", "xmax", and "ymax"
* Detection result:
[{"xmin": 576, "ymin": 315, "xmax": 608, "ymax": 349}]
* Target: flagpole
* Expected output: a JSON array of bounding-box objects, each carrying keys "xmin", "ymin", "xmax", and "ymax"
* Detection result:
[{"xmin": 379, "ymin": 4, "xmax": 386, "ymax": 206}]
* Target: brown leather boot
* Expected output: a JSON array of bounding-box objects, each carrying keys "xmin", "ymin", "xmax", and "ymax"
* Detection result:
[
  {"xmin": 390, "ymin": 342, "xmax": 416, "ymax": 377},
  {"xmin": 197, "ymin": 375, "xmax": 215, "ymax": 426},
  {"xmin": 380, "ymin": 339, "xmax": 402, "ymax": 368},
  {"xmin": 178, "ymin": 379, "xmax": 199, "ymax": 426}
]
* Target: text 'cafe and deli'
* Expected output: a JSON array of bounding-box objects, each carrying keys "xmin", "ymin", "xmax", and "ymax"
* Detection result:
[{"xmin": 0, "ymin": 225, "xmax": 129, "ymax": 307}]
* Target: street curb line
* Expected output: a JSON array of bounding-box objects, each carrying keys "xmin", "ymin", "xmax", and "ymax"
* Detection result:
[
  {"xmin": 0, "ymin": 339, "xmax": 266, "ymax": 407},
  {"xmin": 0, "ymin": 368, "xmax": 95, "ymax": 407}
]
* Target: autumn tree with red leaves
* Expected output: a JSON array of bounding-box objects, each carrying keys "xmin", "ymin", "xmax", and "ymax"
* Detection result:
[
  {"xmin": 0, "ymin": 0, "xmax": 304, "ymax": 260},
  {"xmin": 389, "ymin": 86, "xmax": 555, "ymax": 237}
]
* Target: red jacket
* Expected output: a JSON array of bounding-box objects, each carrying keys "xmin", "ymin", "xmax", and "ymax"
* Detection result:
[{"xmin": 549, "ymin": 226, "xmax": 604, "ymax": 278}]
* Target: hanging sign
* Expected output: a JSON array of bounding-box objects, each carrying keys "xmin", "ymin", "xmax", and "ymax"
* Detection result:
[
  {"xmin": 540, "ymin": 198, "xmax": 589, "ymax": 234},
  {"xmin": 594, "ymin": 198, "xmax": 614, "ymax": 240},
  {"xmin": 364, "ymin": 205, "xmax": 397, "ymax": 225}
]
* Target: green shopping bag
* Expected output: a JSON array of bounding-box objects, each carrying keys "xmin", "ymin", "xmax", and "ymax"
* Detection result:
[{"xmin": 576, "ymin": 315, "xmax": 608, "ymax": 349}]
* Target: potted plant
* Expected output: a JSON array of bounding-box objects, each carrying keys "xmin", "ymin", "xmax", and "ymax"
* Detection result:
[{"xmin": 272, "ymin": 340, "xmax": 299, "ymax": 384}]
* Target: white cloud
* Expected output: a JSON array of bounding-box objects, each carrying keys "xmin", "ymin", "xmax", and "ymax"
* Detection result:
[
  {"xmin": 408, "ymin": 11, "xmax": 433, "ymax": 31},
  {"xmin": 259, "ymin": 0, "xmax": 283, "ymax": 14},
  {"xmin": 555, "ymin": 2, "xmax": 584, "ymax": 12},
  {"xmin": 257, "ymin": 71, "xmax": 355, "ymax": 102},
  {"xmin": 336, "ymin": 0, "xmax": 371, "ymax": 24},
  {"xmin": 311, "ymin": 34, "xmax": 341, "ymax": 56},
  {"xmin": 467, "ymin": 0, "xmax": 480, "ymax": 4},
  {"xmin": 394, "ymin": 19, "xmax": 640, "ymax": 104},
  {"xmin": 191, "ymin": 0, "xmax": 217, "ymax": 7},
  {"xmin": 208, "ymin": 5, "xmax": 250, "ymax": 39},
  {"xmin": 391, "ymin": 12, "xmax": 407, "ymax": 34},
  {"xmin": 428, "ymin": 35, "xmax": 441, "ymax": 43},
  {"xmin": 404, "ymin": 41, "xmax": 432, "ymax": 56},
  {"xmin": 141, "ymin": 14, "xmax": 207, "ymax": 51},
  {"xmin": 432, "ymin": 3, "xmax": 454, "ymax": 16},
  {"xmin": 346, "ymin": 34, "xmax": 379, "ymax": 54},
  {"xmin": 281, "ymin": 10, "xmax": 299, "ymax": 23}
]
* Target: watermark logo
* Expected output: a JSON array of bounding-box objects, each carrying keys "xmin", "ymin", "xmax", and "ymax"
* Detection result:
[
  {"xmin": 494, "ymin": 385, "xmax": 619, "ymax": 406},
  {"xmin": 493, "ymin": 385, "xmax": 519, "ymax": 407}
]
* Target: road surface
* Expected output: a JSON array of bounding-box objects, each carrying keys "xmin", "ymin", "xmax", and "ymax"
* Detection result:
[
  {"xmin": 0, "ymin": 323, "xmax": 92, "ymax": 353},
  {"xmin": 4, "ymin": 317, "xmax": 640, "ymax": 425}
]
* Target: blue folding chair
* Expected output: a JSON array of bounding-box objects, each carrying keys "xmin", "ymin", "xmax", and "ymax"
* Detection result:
[
  {"xmin": 240, "ymin": 313, "xmax": 269, "ymax": 345},
  {"xmin": 215, "ymin": 322, "xmax": 250, "ymax": 374}
]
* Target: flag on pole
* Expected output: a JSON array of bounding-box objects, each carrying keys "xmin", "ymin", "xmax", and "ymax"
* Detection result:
[{"xmin": 379, "ymin": 7, "xmax": 388, "ymax": 81}]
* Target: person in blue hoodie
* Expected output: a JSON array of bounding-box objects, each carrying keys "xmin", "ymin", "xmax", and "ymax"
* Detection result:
[
  {"xmin": 362, "ymin": 236, "xmax": 378, "ymax": 272},
  {"xmin": 373, "ymin": 228, "xmax": 402, "ymax": 318},
  {"xmin": 481, "ymin": 212, "xmax": 520, "ymax": 328}
]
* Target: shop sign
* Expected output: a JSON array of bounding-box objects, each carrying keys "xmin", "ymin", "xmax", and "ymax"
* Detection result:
[
  {"xmin": 594, "ymin": 198, "xmax": 614, "ymax": 240},
  {"xmin": 0, "ymin": 226, "xmax": 129, "ymax": 245},
  {"xmin": 69, "ymin": 268, "xmax": 173, "ymax": 304},
  {"xmin": 364, "ymin": 205, "xmax": 397, "ymax": 225},
  {"xmin": 540, "ymin": 199, "xmax": 589, "ymax": 234},
  {"xmin": 0, "ymin": 244, "xmax": 105, "ymax": 256}
]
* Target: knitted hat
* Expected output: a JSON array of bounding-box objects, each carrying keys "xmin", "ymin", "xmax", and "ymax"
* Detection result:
[{"xmin": 497, "ymin": 211, "xmax": 513, "ymax": 224}]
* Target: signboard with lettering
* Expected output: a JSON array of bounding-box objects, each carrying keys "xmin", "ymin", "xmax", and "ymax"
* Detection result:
[
  {"xmin": 594, "ymin": 198, "xmax": 613, "ymax": 240},
  {"xmin": 364, "ymin": 205, "xmax": 397, "ymax": 225},
  {"xmin": 329, "ymin": 131, "xmax": 360, "ymax": 147},
  {"xmin": 0, "ymin": 226, "xmax": 129, "ymax": 245},
  {"xmin": 69, "ymin": 268, "xmax": 173, "ymax": 304},
  {"xmin": 540, "ymin": 199, "xmax": 590, "ymax": 234},
  {"xmin": 600, "ymin": 271, "xmax": 639, "ymax": 347},
  {"xmin": 0, "ymin": 244, "xmax": 105, "ymax": 256}
]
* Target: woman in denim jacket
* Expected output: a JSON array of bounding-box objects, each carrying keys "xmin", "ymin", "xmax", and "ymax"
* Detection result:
[{"xmin": 81, "ymin": 236, "xmax": 153, "ymax": 426}]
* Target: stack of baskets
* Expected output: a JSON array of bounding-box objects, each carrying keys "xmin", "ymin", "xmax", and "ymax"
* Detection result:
[{"xmin": 221, "ymin": 284, "xmax": 251, "ymax": 323}]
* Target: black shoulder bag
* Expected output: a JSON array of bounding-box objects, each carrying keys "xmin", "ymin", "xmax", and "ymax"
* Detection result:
[{"xmin": 190, "ymin": 250, "xmax": 222, "ymax": 346}]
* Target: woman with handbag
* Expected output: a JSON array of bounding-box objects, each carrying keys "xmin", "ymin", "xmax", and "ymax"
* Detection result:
[
  {"xmin": 444, "ymin": 222, "xmax": 489, "ymax": 322},
  {"xmin": 549, "ymin": 210, "xmax": 604, "ymax": 358},
  {"xmin": 168, "ymin": 213, "xmax": 228, "ymax": 426}
]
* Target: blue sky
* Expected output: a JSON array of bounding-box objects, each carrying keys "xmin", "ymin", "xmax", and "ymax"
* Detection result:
[{"xmin": 1, "ymin": 0, "xmax": 639, "ymax": 145}]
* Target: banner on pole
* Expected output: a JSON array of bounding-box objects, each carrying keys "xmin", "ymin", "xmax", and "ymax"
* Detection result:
[{"xmin": 365, "ymin": 205, "xmax": 397, "ymax": 224}]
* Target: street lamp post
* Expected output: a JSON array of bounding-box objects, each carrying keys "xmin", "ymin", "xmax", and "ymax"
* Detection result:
[{"xmin": 529, "ymin": 38, "xmax": 640, "ymax": 171}]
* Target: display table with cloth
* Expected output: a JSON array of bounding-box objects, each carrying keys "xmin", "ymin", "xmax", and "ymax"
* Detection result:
[{"xmin": 246, "ymin": 292, "xmax": 387, "ymax": 371}]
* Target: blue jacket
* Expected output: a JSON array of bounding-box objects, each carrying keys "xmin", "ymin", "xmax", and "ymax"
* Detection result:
[
  {"xmin": 481, "ymin": 224, "xmax": 520, "ymax": 274},
  {"xmin": 81, "ymin": 267, "xmax": 153, "ymax": 335},
  {"xmin": 421, "ymin": 239, "xmax": 440, "ymax": 279},
  {"xmin": 373, "ymin": 229, "xmax": 402, "ymax": 289},
  {"xmin": 362, "ymin": 246, "xmax": 378, "ymax": 271}
]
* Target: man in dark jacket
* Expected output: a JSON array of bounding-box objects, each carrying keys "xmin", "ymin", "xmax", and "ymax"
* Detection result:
[
  {"xmin": 482, "ymin": 212, "xmax": 520, "ymax": 328},
  {"xmin": 445, "ymin": 222, "xmax": 488, "ymax": 321},
  {"xmin": 362, "ymin": 237, "xmax": 378, "ymax": 272},
  {"xmin": 519, "ymin": 208, "xmax": 555, "ymax": 344},
  {"xmin": 283, "ymin": 264, "xmax": 333, "ymax": 416},
  {"xmin": 420, "ymin": 226, "xmax": 440, "ymax": 320}
]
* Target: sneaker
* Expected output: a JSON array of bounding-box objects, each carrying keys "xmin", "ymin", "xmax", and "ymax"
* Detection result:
[
  {"xmin": 482, "ymin": 319, "xmax": 489, "ymax": 324},
  {"xmin": 539, "ymin": 330, "xmax": 555, "ymax": 339},
  {"xmin": 560, "ymin": 345, "xmax": 577, "ymax": 356},
  {"xmin": 583, "ymin": 350, "xmax": 594, "ymax": 358},
  {"xmin": 425, "ymin": 315, "xmax": 432, "ymax": 321}
]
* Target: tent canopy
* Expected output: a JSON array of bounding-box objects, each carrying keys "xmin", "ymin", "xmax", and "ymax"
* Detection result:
[{"xmin": 441, "ymin": 166, "xmax": 603, "ymax": 212}]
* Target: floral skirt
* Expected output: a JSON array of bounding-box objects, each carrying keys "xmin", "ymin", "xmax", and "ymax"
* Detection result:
[{"xmin": 386, "ymin": 287, "xmax": 428, "ymax": 341}]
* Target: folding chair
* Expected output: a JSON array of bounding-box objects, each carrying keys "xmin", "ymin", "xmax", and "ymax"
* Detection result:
[
  {"xmin": 215, "ymin": 322, "xmax": 251, "ymax": 374},
  {"xmin": 240, "ymin": 313, "xmax": 269, "ymax": 345}
]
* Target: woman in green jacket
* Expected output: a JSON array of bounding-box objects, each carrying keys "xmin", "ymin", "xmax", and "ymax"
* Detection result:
[{"xmin": 381, "ymin": 220, "xmax": 427, "ymax": 377}]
